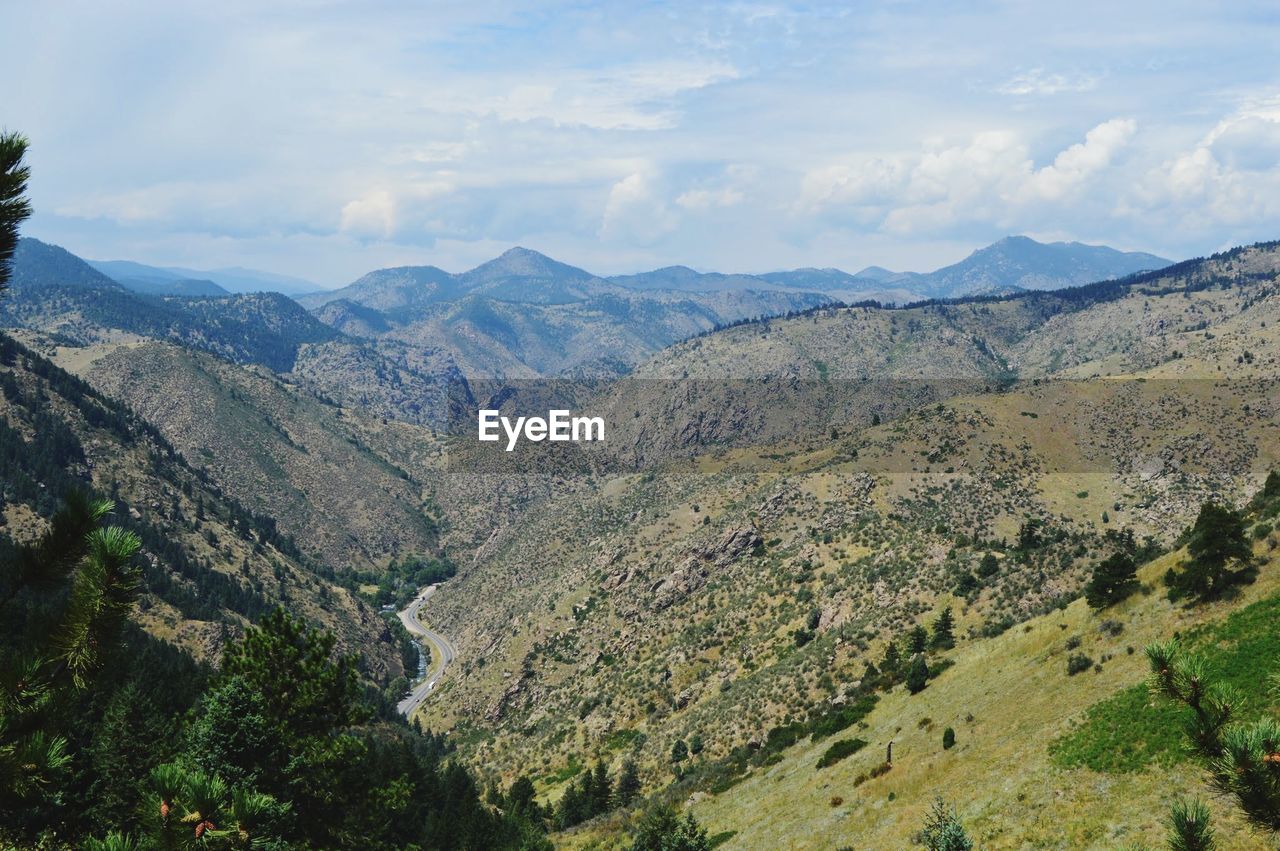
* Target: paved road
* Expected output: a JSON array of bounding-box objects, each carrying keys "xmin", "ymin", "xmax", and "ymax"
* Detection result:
[{"xmin": 396, "ymin": 584, "xmax": 457, "ymax": 718}]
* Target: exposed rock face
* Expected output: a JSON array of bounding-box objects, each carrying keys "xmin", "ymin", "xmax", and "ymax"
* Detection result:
[{"xmin": 650, "ymin": 525, "xmax": 762, "ymax": 610}]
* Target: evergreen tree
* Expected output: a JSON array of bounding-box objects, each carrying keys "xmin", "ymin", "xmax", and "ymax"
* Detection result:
[
  {"xmin": 689, "ymin": 733, "xmax": 704, "ymax": 756},
  {"xmin": 0, "ymin": 495, "xmax": 140, "ymax": 818},
  {"xmin": 918, "ymin": 798, "xmax": 973, "ymax": 851},
  {"xmin": 942, "ymin": 727, "xmax": 956, "ymax": 750},
  {"xmin": 908, "ymin": 625, "xmax": 929, "ymax": 655},
  {"xmin": 615, "ymin": 759, "xmax": 641, "ymax": 808},
  {"xmin": 82, "ymin": 685, "xmax": 170, "ymax": 836},
  {"xmin": 1167, "ymin": 798, "xmax": 1216, "ymax": 851},
  {"xmin": 906, "ymin": 654, "xmax": 930, "ymax": 695},
  {"xmin": 930, "ymin": 607, "xmax": 955, "ymax": 650},
  {"xmin": 1147, "ymin": 641, "xmax": 1280, "ymax": 834},
  {"xmin": 1084, "ymin": 551, "xmax": 1140, "ymax": 609},
  {"xmin": 1016, "ymin": 518, "xmax": 1043, "ymax": 552},
  {"xmin": 631, "ymin": 805, "xmax": 712, "ymax": 851},
  {"xmin": 671, "ymin": 739, "xmax": 689, "ymax": 763},
  {"xmin": 555, "ymin": 775, "xmax": 587, "ymax": 829},
  {"xmin": 977, "ymin": 553, "xmax": 999, "ymax": 578},
  {"xmin": 185, "ymin": 675, "xmax": 284, "ymax": 789},
  {"xmin": 880, "ymin": 641, "xmax": 901, "ymax": 680},
  {"xmin": 588, "ymin": 760, "xmax": 612, "ymax": 816},
  {"xmin": 507, "ymin": 775, "xmax": 539, "ymax": 821},
  {"xmin": 1168, "ymin": 502, "xmax": 1253, "ymax": 601},
  {"xmin": 220, "ymin": 607, "xmax": 366, "ymax": 738},
  {"xmin": 0, "ymin": 131, "xmax": 31, "ymax": 291}
]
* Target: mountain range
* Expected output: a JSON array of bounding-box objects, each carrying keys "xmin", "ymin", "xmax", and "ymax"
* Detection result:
[{"xmin": 88, "ymin": 257, "xmax": 319, "ymax": 296}]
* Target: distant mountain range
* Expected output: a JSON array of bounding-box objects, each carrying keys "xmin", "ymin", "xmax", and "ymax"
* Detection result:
[
  {"xmin": 8, "ymin": 234, "xmax": 1173, "ymax": 378},
  {"xmin": 88, "ymin": 257, "xmax": 319, "ymax": 296},
  {"xmin": 302, "ymin": 235, "xmax": 1171, "ymax": 309}
]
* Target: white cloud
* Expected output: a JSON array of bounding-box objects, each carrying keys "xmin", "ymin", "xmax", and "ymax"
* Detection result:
[
  {"xmin": 1022, "ymin": 118, "xmax": 1136, "ymax": 201},
  {"xmin": 436, "ymin": 61, "xmax": 741, "ymax": 131},
  {"xmin": 804, "ymin": 119, "xmax": 1135, "ymax": 235},
  {"xmin": 1121, "ymin": 100, "xmax": 1280, "ymax": 231},
  {"xmin": 997, "ymin": 68, "xmax": 1100, "ymax": 96},
  {"xmin": 339, "ymin": 190, "xmax": 398, "ymax": 241},
  {"xmin": 600, "ymin": 172, "xmax": 677, "ymax": 243},
  {"xmin": 676, "ymin": 187, "xmax": 745, "ymax": 211}
]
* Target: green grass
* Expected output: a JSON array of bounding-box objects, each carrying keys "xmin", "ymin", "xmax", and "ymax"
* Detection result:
[
  {"xmin": 543, "ymin": 758, "xmax": 583, "ymax": 785},
  {"xmin": 1050, "ymin": 591, "xmax": 1280, "ymax": 773},
  {"xmin": 816, "ymin": 737, "xmax": 868, "ymax": 769},
  {"xmin": 603, "ymin": 728, "xmax": 646, "ymax": 751}
]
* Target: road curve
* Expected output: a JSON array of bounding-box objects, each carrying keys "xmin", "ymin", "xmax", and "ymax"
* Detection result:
[{"xmin": 396, "ymin": 584, "xmax": 457, "ymax": 718}]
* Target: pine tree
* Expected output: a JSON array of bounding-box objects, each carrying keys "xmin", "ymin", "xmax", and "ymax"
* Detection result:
[
  {"xmin": 631, "ymin": 805, "xmax": 712, "ymax": 851},
  {"xmin": 83, "ymin": 685, "xmax": 169, "ymax": 835},
  {"xmin": 671, "ymin": 739, "xmax": 689, "ymax": 763},
  {"xmin": 0, "ymin": 131, "xmax": 31, "ymax": 292},
  {"xmin": 1167, "ymin": 798, "xmax": 1216, "ymax": 851},
  {"xmin": 507, "ymin": 775, "xmax": 539, "ymax": 820},
  {"xmin": 942, "ymin": 727, "xmax": 956, "ymax": 750},
  {"xmin": 555, "ymin": 775, "xmax": 587, "ymax": 829},
  {"xmin": 930, "ymin": 607, "xmax": 955, "ymax": 650},
  {"xmin": 689, "ymin": 733, "xmax": 704, "ymax": 756},
  {"xmin": 1147, "ymin": 641, "xmax": 1280, "ymax": 834},
  {"xmin": 918, "ymin": 798, "xmax": 973, "ymax": 850},
  {"xmin": 977, "ymin": 553, "xmax": 999, "ymax": 577},
  {"xmin": 908, "ymin": 625, "xmax": 929, "ymax": 655},
  {"xmin": 588, "ymin": 760, "xmax": 612, "ymax": 816},
  {"xmin": 1084, "ymin": 551, "xmax": 1140, "ymax": 609},
  {"xmin": 880, "ymin": 641, "xmax": 901, "ymax": 678},
  {"xmin": 220, "ymin": 607, "xmax": 365, "ymax": 738},
  {"xmin": 0, "ymin": 495, "xmax": 141, "ymax": 810},
  {"xmin": 1169, "ymin": 502, "xmax": 1253, "ymax": 601},
  {"xmin": 906, "ymin": 654, "xmax": 929, "ymax": 695},
  {"xmin": 615, "ymin": 759, "xmax": 641, "ymax": 808}
]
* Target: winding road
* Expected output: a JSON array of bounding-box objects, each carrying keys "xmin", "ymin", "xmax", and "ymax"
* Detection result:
[{"xmin": 396, "ymin": 584, "xmax": 457, "ymax": 718}]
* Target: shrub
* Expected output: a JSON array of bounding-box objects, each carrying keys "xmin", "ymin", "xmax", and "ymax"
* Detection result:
[
  {"xmin": 942, "ymin": 727, "xmax": 956, "ymax": 750},
  {"xmin": 816, "ymin": 737, "xmax": 868, "ymax": 769},
  {"xmin": 1067, "ymin": 653, "xmax": 1094, "ymax": 676}
]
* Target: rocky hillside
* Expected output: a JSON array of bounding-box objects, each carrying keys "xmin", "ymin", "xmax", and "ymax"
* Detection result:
[
  {"xmin": 0, "ymin": 332, "xmax": 402, "ymax": 680},
  {"xmin": 71, "ymin": 340, "xmax": 444, "ymax": 574}
]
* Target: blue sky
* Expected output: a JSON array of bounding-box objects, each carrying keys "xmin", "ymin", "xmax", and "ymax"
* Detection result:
[{"xmin": 3, "ymin": 0, "xmax": 1279, "ymax": 286}]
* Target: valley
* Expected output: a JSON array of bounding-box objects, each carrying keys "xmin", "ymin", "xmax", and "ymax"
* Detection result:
[{"xmin": 3, "ymin": 232, "xmax": 1278, "ymax": 849}]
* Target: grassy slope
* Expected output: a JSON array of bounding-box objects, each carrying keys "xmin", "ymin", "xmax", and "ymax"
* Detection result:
[{"xmin": 682, "ymin": 545, "xmax": 1280, "ymax": 850}]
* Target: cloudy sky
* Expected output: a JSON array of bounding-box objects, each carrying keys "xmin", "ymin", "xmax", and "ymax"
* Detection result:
[{"xmin": 3, "ymin": 1, "xmax": 1279, "ymax": 286}]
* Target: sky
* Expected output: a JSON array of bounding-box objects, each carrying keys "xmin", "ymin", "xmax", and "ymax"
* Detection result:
[{"xmin": 2, "ymin": 0, "xmax": 1279, "ymax": 287}]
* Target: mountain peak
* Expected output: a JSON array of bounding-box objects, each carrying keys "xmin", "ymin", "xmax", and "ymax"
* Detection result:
[
  {"xmin": 462, "ymin": 246, "xmax": 594, "ymax": 285},
  {"xmin": 924, "ymin": 236, "xmax": 1172, "ymax": 296},
  {"xmin": 12, "ymin": 237, "xmax": 125, "ymax": 292}
]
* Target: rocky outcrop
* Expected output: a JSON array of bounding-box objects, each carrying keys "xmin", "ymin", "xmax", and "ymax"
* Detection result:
[{"xmin": 650, "ymin": 525, "xmax": 762, "ymax": 610}]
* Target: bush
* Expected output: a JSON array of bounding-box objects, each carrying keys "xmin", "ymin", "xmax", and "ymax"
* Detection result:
[
  {"xmin": 1067, "ymin": 653, "xmax": 1095, "ymax": 676},
  {"xmin": 816, "ymin": 737, "xmax": 868, "ymax": 769},
  {"xmin": 942, "ymin": 727, "xmax": 956, "ymax": 750}
]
